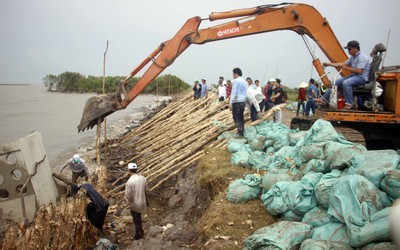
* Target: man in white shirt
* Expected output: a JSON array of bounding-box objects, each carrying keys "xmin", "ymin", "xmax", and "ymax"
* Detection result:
[
  {"xmin": 124, "ymin": 162, "xmax": 147, "ymax": 240},
  {"xmin": 218, "ymin": 76, "xmax": 227, "ymax": 102}
]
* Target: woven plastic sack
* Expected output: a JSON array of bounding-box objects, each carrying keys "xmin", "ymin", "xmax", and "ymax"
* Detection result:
[
  {"xmin": 261, "ymin": 181, "xmax": 290, "ymax": 215},
  {"xmin": 361, "ymin": 242, "xmax": 396, "ymax": 249},
  {"xmin": 282, "ymin": 210, "xmax": 303, "ymax": 222},
  {"xmin": 302, "ymin": 119, "xmax": 343, "ymax": 146},
  {"xmin": 300, "ymin": 239, "xmax": 353, "ymax": 250},
  {"xmin": 380, "ymin": 169, "xmax": 400, "ymax": 200},
  {"xmin": 323, "ymin": 141, "xmax": 367, "ymax": 170},
  {"xmin": 288, "ymin": 131, "xmax": 307, "ymax": 146},
  {"xmin": 327, "ymin": 174, "xmax": 391, "ymax": 227},
  {"xmin": 261, "ymin": 168, "xmax": 296, "ymax": 191},
  {"xmin": 347, "ymin": 207, "xmax": 392, "ymax": 247},
  {"xmin": 348, "ymin": 150, "xmax": 400, "ymax": 188},
  {"xmin": 303, "ymin": 159, "xmax": 328, "ymax": 174},
  {"xmin": 310, "ymin": 222, "xmax": 350, "ymax": 244},
  {"xmin": 249, "ymin": 135, "xmax": 265, "ymax": 151},
  {"xmin": 227, "ymin": 174, "xmax": 261, "ymax": 204},
  {"xmin": 227, "ymin": 140, "xmax": 250, "ymax": 153},
  {"xmin": 231, "ymin": 151, "xmax": 250, "ymax": 167},
  {"xmin": 244, "ymin": 125, "xmax": 258, "ymax": 141},
  {"xmin": 243, "ymin": 221, "xmax": 311, "ymax": 250},
  {"xmin": 314, "ymin": 169, "xmax": 342, "ymax": 209},
  {"xmin": 301, "ymin": 206, "xmax": 336, "ymax": 228},
  {"xmin": 248, "ymin": 151, "xmax": 267, "ymax": 169}
]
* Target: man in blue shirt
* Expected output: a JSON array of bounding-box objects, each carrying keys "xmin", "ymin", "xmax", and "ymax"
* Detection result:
[
  {"xmin": 317, "ymin": 40, "xmax": 370, "ymax": 109},
  {"xmin": 200, "ymin": 78, "xmax": 208, "ymax": 98},
  {"xmin": 305, "ymin": 78, "xmax": 318, "ymax": 116},
  {"xmin": 230, "ymin": 67, "xmax": 248, "ymax": 137}
]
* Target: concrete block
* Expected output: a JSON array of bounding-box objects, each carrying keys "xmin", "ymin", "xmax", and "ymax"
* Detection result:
[{"xmin": 0, "ymin": 132, "xmax": 59, "ymax": 221}]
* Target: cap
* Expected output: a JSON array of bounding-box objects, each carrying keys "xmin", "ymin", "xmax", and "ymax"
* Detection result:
[
  {"xmin": 73, "ymin": 154, "xmax": 80, "ymax": 163},
  {"xmin": 128, "ymin": 162, "xmax": 138, "ymax": 170},
  {"xmin": 194, "ymin": 79, "xmax": 199, "ymax": 83},
  {"xmin": 344, "ymin": 40, "xmax": 359, "ymax": 49},
  {"xmin": 269, "ymin": 78, "xmax": 276, "ymax": 82},
  {"xmin": 299, "ymin": 82, "xmax": 308, "ymax": 88},
  {"xmin": 201, "ymin": 78, "xmax": 206, "ymax": 81}
]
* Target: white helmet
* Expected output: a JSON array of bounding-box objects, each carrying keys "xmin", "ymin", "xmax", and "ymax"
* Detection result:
[
  {"xmin": 73, "ymin": 154, "xmax": 80, "ymax": 163},
  {"xmin": 128, "ymin": 162, "xmax": 138, "ymax": 170}
]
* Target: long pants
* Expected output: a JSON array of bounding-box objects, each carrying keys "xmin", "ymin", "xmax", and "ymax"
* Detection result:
[
  {"xmin": 250, "ymin": 100, "xmax": 265, "ymax": 121},
  {"xmin": 305, "ymin": 100, "xmax": 316, "ymax": 116},
  {"xmin": 264, "ymin": 100, "xmax": 274, "ymax": 112},
  {"xmin": 274, "ymin": 109, "xmax": 282, "ymax": 123},
  {"xmin": 130, "ymin": 210, "xmax": 144, "ymax": 240},
  {"xmin": 322, "ymin": 75, "xmax": 366, "ymax": 105},
  {"xmin": 72, "ymin": 170, "xmax": 88, "ymax": 183},
  {"xmin": 297, "ymin": 100, "xmax": 305, "ymax": 116},
  {"xmin": 232, "ymin": 102, "xmax": 245, "ymax": 136}
]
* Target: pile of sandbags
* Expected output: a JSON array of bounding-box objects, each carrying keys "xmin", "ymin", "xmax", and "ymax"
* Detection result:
[{"xmin": 225, "ymin": 119, "xmax": 400, "ymax": 249}]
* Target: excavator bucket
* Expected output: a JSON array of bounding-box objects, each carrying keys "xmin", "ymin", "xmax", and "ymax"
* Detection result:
[{"xmin": 77, "ymin": 93, "xmax": 121, "ymax": 132}]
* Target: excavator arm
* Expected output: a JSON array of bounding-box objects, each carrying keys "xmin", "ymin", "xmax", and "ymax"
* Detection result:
[{"xmin": 78, "ymin": 2, "xmax": 349, "ymax": 132}]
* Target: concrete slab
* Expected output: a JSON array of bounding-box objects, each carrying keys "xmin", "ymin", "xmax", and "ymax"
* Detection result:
[{"xmin": 0, "ymin": 132, "xmax": 59, "ymax": 221}]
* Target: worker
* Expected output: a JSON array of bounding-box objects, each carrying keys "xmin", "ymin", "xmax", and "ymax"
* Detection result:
[
  {"xmin": 305, "ymin": 78, "xmax": 318, "ymax": 116},
  {"xmin": 225, "ymin": 79, "xmax": 232, "ymax": 101},
  {"xmin": 254, "ymin": 80, "xmax": 262, "ymax": 95},
  {"xmin": 270, "ymin": 78, "xmax": 285, "ymax": 123},
  {"xmin": 246, "ymin": 80, "xmax": 264, "ymax": 121},
  {"xmin": 200, "ymin": 78, "xmax": 208, "ymax": 98},
  {"xmin": 230, "ymin": 67, "xmax": 248, "ymax": 137},
  {"xmin": 218, "ymin": 76, "xmax": 227, "ymax": 102},
  {"xmin": 297, "ymin": 82, "xmax": 307, "ymax": 116},
  {"xmin": 59, "ymin": 154, "xmax": 90, "ymax": 183},
  {"xmin": 317, "ymin": 40, "xmax": 370, "ymax": 109},
  {"xmin": 124, "ymin": 162, "xmax": 147, "ymax": 240},
  {"xmin": 264, "ymin": 79, "xmax": 275, "ymax": 112},
  {"xmin": 192, "ymin": 79, "xmax": 202, "ymax": 100}
]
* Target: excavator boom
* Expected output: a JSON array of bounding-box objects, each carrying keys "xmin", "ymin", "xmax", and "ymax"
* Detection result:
[{"xmin": 78, "ymin": 3, "xmax": 348, "ymax": 132}]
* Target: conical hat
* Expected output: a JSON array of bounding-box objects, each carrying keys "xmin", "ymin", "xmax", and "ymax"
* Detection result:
[{"xmin": 299, "ymin": 82, "xmax": 308, "ymax": 88}]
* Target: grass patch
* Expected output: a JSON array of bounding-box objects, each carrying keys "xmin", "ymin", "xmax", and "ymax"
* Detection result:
[{"xmin": 197, "ymin": 147, "xmax": 277, "ymax": 249}]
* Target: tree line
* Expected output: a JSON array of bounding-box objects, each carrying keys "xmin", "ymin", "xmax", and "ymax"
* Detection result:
[{"xmin": 42, "ymin": 72, "xmax": 191, "ymax": 95}]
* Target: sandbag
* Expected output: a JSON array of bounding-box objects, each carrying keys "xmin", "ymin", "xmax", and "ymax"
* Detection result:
[
  {"xmin": 243, "ymin": 221, "xmax": 311, "ymax": 250},
  {"xmin": 347, "ymin": 207, "xmax": 392, "ymax": 247},
  {"xmin": 302, "ymin": 159, "xmax": 328, "ymax": 173},
  {"xmin": 231, "ymin": 151, "xmax": 251, "ymax": 167},
  {"xmin": 301, "ymin": 206, "xmax": 336, "ymax": 228},
  {"xmin": 314, "ymin": 169, "xmax": 342, "ymax": 209},
  {"xmin": 226, "ymin": 174, "xmax": 262, "ymax": 204},
  {"xmin": 261, "ymin": 181, "xmax": 290, "ymax": 215},
  {"xmin": 380, "ymin": 169, "xmax": 400, "ymax": 200},
  {"xmin": 327, "ymin": 174, "xmax": 391, "ymax": 227},
  {"xmin": 310, "ymin": 222, "xmax": 350, "ymax": 244},
  {"xmin": 248, "ymin": 135, "xmax": 265, "ymax": 151},
  {"xmin": 301, "ymin": 119, "xmax": 345, "ymax": 145},
  {"xmin": 244, "ymin": 125, "xmax": 258, "ymax": 141},
  {"xmin": 288, "ymin": 130, "xmax": 307, "ymax": 146},
  {"xmin": 282, "ymin": 210, "xmax": 303, "ymax": 222},
  {"xmin": 248, "ymin": 151, "xmax": 267, "ymax": 170},
  {"xmin": 349, "ymin": 150, "xmax": 400, "ymax": 188},
  {"xmin": 324, "ymin": 141, "xmax": 367, "ymax": 170},
  {"xmin": 300, "ymin": 239, "xmax": 353, "ymax": 250},
  {"xmin": 227, "ymin": 140, "xmax": 250, "ymax": 153},
  {"xmin": 361, "ymin": 242, "xmax": 396, "ymax": 250},
  {"xmin": 261, "ymin": 168, "xmax": 296, "ymax": 191}
]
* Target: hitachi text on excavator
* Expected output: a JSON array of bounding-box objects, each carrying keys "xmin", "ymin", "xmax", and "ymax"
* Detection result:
[{"xmin": 78, "ymin": 3, "xmax": 400, "ymax": 148}]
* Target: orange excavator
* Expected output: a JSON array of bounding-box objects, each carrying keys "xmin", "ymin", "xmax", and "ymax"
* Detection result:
[{"xmin": 78, "ymin": 3, "xmax": 400, "ymax": 148}]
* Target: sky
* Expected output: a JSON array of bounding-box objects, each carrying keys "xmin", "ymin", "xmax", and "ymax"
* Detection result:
[{"xmin": 1, "ymin": 0, "xmax": 399, "ymax": 88}]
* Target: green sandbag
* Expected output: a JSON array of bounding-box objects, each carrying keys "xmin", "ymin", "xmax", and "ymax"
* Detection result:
[
  {"xmin": 248, "ymin": 151, "xmax": 268, "ymax": 169},
  {"xmin": 300, "ymin": 239, "xmax": 353, "ymax": 250},
  {"xmin": 243, "ymin": 221, "xmax": 311, "ymax": 250},
  {"xmin": 301, "ymin": 206, "xmax": 336, "ymax": 228},
  {"xmin": 288, "ymin": 130, "xmax": 307, "ymax": 146},
  {"xmin": 227, "ymin": 174, "xmax": 261, "ymax": 204},
  {"xmin": 231, "ymin": 151, "xmax": 250, "ymax": 167},
  {"xmin": 282, "ymin": 210, "xmax": 303, "ymax": 222},
  {"xmin": 361, "ymin": 242, "xmax": 396, "ymax": 250},
  {"xmin": 347, "ymin": 207, "xmax": 392, "ymax": 247},
  {"xmin": 227, "ymin": 140, "xmax": 251, "ymax": 153},
  {"xmin": 261, "ymin": 181, "xmax": 290, "ymax": 215},
  {"xmin": 249, "ymin": 135, "xmax": 265, "ymax": 151},
  {"xmin": 314, "ymin": 170, "xmax": 342, "ymax": 209},
  {"xmin": 244, "ymin": 125, "xmax": 258, "ymax": 141},
  {"xmin": 327, "ymin": 174, "xmax": 391, "ymax": 227},
  {"xmin": 380, "ymin": 169, "xmax": 400, "ymax": 200},
  {"xmin": 302, "ymin": 119, "xmax": 344, "ymax": 145},
  {"xmin": 348, "ymin": 150, "xmax": 400, "ymax": 188},
  {"xmin": 310, "ymin": 222, "xmax": 351, "ymax": 244},
  {"xmin": 303, "ymin": 159, "xmax": 328, "ymax": 174},
  {"xmin": 261, "ymin": 168, "xmax": 296, "ymax": 191}
]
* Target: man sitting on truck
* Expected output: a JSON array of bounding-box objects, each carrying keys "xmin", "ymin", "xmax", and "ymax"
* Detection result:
[{"xmin": 315, "ymin": 40, "xmax": 370, "ymax": 110}]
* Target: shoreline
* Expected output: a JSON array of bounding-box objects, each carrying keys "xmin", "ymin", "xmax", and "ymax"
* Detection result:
[{"xmin": 50, "ymin": 96, "xmax": 172, "ymax": 175}]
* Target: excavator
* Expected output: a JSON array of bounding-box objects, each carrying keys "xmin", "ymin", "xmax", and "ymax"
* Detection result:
[{"xmin": 78, "ymin": 3, "xmax": 400, "ymax": 149}]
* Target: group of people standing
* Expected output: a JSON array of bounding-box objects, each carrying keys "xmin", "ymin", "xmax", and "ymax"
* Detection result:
[{"xmin": 227, "ymin": 67, "xmax": 287, "ymax": 137}]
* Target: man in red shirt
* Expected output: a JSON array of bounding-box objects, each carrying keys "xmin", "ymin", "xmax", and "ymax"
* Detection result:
[
  {"xmin": 225, "ymin": 79, "xmax": 232, "ymax": 100},
  {"xmin": 297, "ymin": 82, "xmax": 307, "ymax": 116}
]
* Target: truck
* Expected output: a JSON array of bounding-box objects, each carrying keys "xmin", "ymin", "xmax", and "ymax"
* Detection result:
[{"xmin": 78, "ymin": 3, "xmax": 400, "ymax": 149}]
